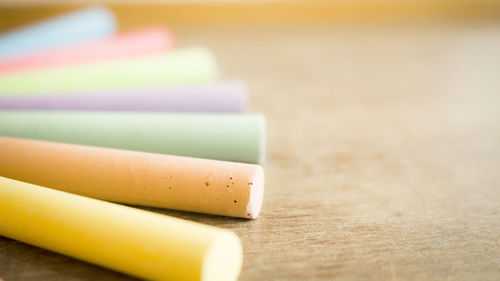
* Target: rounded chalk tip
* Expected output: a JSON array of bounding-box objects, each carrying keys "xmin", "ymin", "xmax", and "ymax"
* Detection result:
[
  {"xmin": 256, "ymin": 114, "xmax": 267, "ymax": 164},
  {"xmin": 246, "ymin": 165, "xmax": 265, "ymax": 219},
  {"xmin": 202, "ymin": 231, "xmax": 242, "ymax": 281},
  {"xmin": 81, "ymin": 6, "xmax": 117, "ymax": 32}
]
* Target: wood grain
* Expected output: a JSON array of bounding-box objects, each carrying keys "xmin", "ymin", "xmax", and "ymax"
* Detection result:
[{"xmin": 1, "ymin": 23, "xmax": 500, "ymax": 280}]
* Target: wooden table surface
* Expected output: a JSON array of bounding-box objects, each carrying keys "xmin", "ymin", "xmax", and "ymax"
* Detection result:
[{"xmin": 1, "ymin": 23, "xmax": 499, "ymax": 281}]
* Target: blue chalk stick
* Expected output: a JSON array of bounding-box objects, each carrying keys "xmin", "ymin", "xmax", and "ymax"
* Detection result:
[{"xmin": 0, "ymin": 6, "xmax": 116, "ymax": 60}]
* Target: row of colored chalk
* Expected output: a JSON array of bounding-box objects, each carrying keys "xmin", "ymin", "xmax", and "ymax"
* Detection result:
[{"xmin": 0, "ymin": 6, "xmax": 266, "ymax": 281}]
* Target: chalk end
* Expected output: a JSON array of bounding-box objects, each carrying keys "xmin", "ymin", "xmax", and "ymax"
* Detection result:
[
  {"xmin": 246, "ymin": 165, "xmax": 264, "ymax": 219},
  {"xmin": 202, "ymin": 231, "xmax": 242, "ymax": 281},
  {"xmin": 256, "ymin": 114, "xmax": 267, "ymax": 164}
]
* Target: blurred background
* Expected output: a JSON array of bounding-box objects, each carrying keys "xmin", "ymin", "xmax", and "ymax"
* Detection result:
[
  {"xmin": 2, "ymin": 0, "xmax": 498, "ymax": 113},
  {"xmin": 1, "ymin": 1, "xmax": 499, "ymax": 281}
]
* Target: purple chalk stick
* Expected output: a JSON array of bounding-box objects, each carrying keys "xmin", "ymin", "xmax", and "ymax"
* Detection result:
[{"xmin": 0, "ymin": 81, "xmax": 247, "ymax": 113}]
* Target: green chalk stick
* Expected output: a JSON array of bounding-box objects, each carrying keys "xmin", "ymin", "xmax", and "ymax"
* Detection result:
[
  {"xmin": 0, "ymin": 111, "xmax": 266, "ymax": 164},
  {"xmin": 0, "ymin": 47, "xmax": 217, "ymax": 95}
]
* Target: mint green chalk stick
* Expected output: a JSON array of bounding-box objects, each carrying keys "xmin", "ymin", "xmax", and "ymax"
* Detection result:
[
  {"xmin": 0, "ymin": 47, "xmax": 217, "ymax": 95},
  {"xmin": 0, "ymin": 111, "xmax": 266, "ymax": 164}
]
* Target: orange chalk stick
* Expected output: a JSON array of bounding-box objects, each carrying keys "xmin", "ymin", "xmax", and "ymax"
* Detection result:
[
  {"xmin": 0, "ymin": 27, "xmax": 174, "ymax": 73},
  {"xmin": 0, "ymin": 137, "xmax": 264, "ymax": 219}
]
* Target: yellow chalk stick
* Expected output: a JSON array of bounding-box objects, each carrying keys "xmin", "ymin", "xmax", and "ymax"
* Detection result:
[{"xmin": 0, "ymin": 176, "xmax": 242, "ymax": 281}]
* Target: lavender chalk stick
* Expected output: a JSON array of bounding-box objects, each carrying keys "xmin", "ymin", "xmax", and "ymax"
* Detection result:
[{"xmin": 0, "ymin": 82, "xmax": 247, "ymax": 113}]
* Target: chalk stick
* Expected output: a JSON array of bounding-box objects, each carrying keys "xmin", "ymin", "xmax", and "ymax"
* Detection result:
[
  {"xmin": 0, "ymin": 47, "xmax": 218, "ymax": 95},
  {"xmin": 0, "ymin": 27, "xmax": 174, "ymax": 74},
  {"xmin": 0, "ymin": 176, "xmax": 242, "ymax": 281},
  {"xmin": 0, "ymin": 81, "xmax": 247, "ymax": 113},
  {"xmin": 0, "ymin": 7, "xmax": 116, "ymax": 60},
  {"xmin": 0, "ymin": 111, "xmax": 266, "ymax": 163},
  {"xmin": 0, "ymin": 136, "xmax": 264, "ymax": 218}
]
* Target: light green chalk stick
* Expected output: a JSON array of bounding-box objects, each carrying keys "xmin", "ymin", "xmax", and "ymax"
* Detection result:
[
  {"xmin": 0, "ymin": 111, "xmax": 266, "ymax": 164},
  {"xmin": 0, "ymin": 47, "xmax": 217, "ymax": 95}
]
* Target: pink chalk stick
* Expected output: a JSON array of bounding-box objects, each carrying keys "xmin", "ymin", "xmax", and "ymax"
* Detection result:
[{"xmin": 0, "ymin": 27, "xmax": 174, "ymax": 74}]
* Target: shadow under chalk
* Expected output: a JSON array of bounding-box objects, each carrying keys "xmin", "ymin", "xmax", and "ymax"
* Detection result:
[{"xmin": 132, "ymin": 204, "xmax": 254, "ymax": 227}]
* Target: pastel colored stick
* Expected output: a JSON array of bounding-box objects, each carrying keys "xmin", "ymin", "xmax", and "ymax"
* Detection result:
[
  {"xmin": 0, "ymin": 176, "xmax": 242, "ymax": 281},
  {"xmin": 0, "ymin": 27, "xmax": 174, "ymax": 74},
  {"xmin": 0, "ymin": 7, "xmax": 116, "ymax": 60},
  {"xmin": 0, "ymin": 111, "xmax": 266, "ymax": 163},
  {"xmin": 0, "ymin": 47, "xmax": 217, "ymax": 95},
  {"xmin": 0, "ymin": 81, "xmax": 247, "ymax": 113},
  {"xmin": 0, "ymin": 136, "xmax": 264, "ymax": 218}
]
